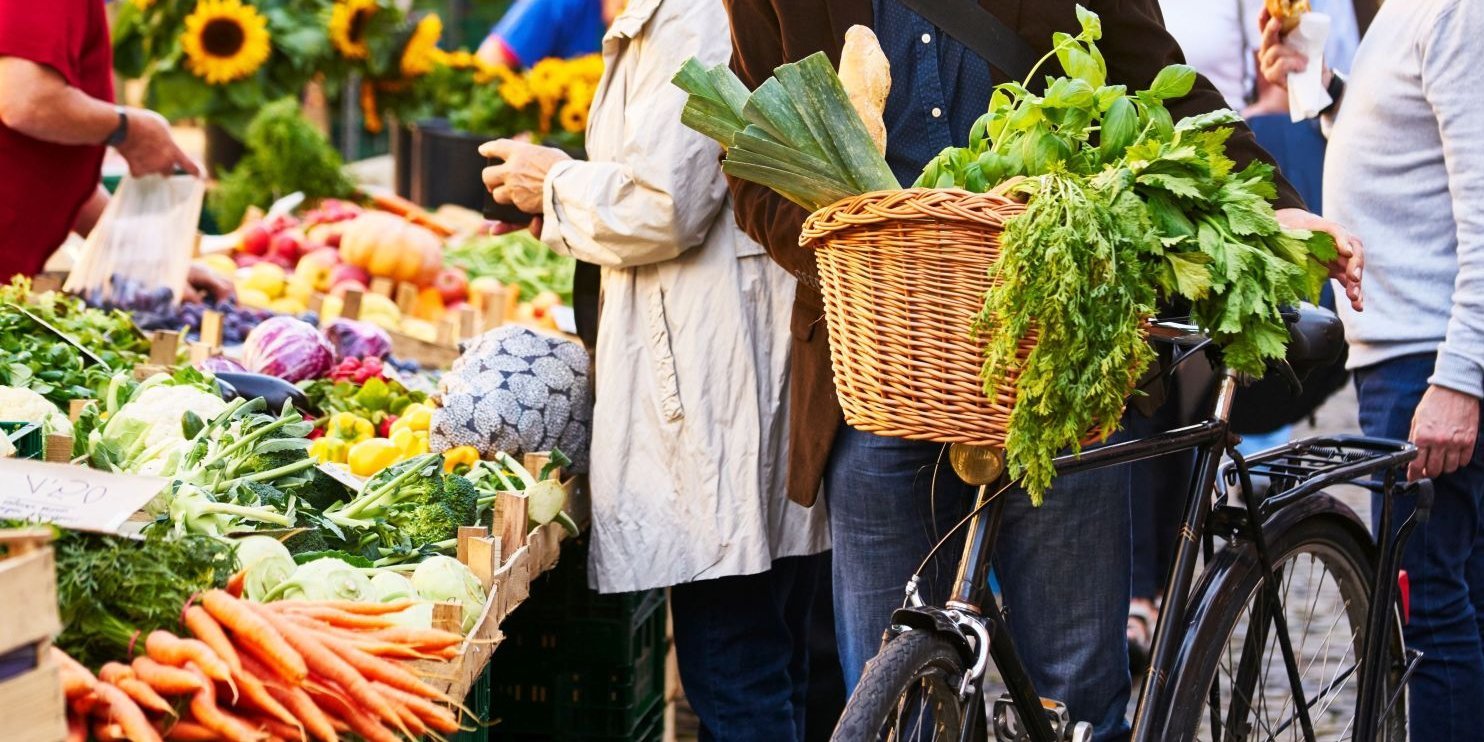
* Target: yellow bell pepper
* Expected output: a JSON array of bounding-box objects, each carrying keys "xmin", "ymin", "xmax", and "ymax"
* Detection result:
[
  {"xmin": 309, "ymin": 437, "xmax": 349, "ymax": 465},
  {"xmin": 348, "ymin": 438, "xmax": 400, "ymax": 477},
  {"xmin": 327, "ymin": 412, "xmax": 375, "ymax": 443},
  {"xmin": 389, "ymin": 403, "xmax": 434, "ymax": 435},
  {"xmin": 442, "ymin": 445, "xmax": 480, "ymax": 474},
  {"xmin": 391, "ymin": 427, "xmax": 430, "ymax": 460}
]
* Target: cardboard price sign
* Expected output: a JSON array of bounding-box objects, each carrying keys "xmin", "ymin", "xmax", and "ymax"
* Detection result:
[{"xmin": 0, "ymin": 458, "xmax": 164, "ymax": 534}]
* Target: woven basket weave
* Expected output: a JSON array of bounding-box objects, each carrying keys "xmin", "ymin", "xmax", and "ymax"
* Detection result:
[{"xmin": 800, "ymin": 187, "xmax": 1029, "ymax": 447}]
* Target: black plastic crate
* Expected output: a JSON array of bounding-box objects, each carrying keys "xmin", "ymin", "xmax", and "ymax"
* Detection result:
[{"xmin": 451, "ymin": 661, "xmax": 495, "ymax": 741}]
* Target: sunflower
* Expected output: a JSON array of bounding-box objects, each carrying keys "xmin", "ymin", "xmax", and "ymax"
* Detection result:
[
  {"xmin": 558, "ymin": 100, "xmax": 588, "ymax": 135},
  {"xmin": 498, "ymin": 75, "xmax": 534, "ymax": 110},
  {"xmin": 526, "ymin": 58, "xmax": 569, "ymax": 106},
  {"xmin": 329, "ymin": 0, "xmax": 377, "ymax": 60},
  {"xmin": 475, "ymin": 61, "xmax": 515, "ymax": 86},
  {"xmin": 400, "ymin": 13, "xmax": 442, "ymax": 77},
  {"xmin": 132, "ymin": 0, "xmax": 157, "ymax": 9},
  {"xmin": 181, "ymin": 0, "xmax": 272, "ymax": 85},
  {"xmin": 442, "ymin": 49, "xmax": 477, "ymax": 70}
]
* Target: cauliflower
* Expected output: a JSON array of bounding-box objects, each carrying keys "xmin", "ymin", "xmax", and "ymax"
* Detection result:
[
  {"xmin": 0, "ymin": 385, "xmax": 72, "ymax": 436},
  {"xmin": 93, "ymin": 381, "xmax": 228, "ymax": 473}
]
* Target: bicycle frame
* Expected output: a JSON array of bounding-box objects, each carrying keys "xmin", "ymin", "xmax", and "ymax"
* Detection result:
[{"xmin": 891, "ymin": 361, "xmax": 1426, "ymax": 742}]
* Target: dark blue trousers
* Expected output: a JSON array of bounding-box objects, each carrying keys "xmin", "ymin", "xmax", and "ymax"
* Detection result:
[{"xmin": 1356, "ymin": 353, "xmax": 1484, "ymax": 741}]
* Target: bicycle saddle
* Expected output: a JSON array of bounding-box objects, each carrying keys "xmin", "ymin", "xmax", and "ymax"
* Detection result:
[{"xmin": 1281, "ymin": 302, "xmax": 1345, "ymax": 378}]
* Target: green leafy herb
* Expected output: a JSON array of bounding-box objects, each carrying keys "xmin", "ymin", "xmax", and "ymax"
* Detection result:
[
  {"xmin": 0, "ymin": 278, "xmax": 150, "ymax": 409},
  {"xmin": 208, "ymin": 98, "xmax": 356, "ymax": 231}
]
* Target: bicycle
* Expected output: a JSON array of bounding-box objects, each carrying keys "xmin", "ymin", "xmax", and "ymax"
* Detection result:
[{"xmin": 831, "ymin": 308, "xmax": 1433, "ymax": 742}]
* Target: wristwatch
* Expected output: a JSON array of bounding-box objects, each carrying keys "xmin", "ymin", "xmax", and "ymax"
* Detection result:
[
  {"xmin": 104, "ymin": 105, "xmax": 129, "ymax": 147},
  {"xmin": 1319, "ymin": 72, "xmax": 1347, "ymax": 117}
]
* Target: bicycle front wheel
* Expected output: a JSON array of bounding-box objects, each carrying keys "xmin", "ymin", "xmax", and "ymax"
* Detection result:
[
  {"xmin": 832, "ymin": 630, "xmax": 985, "ymax": 742},
  {"xmin": 1153, "ymin": 502, "xmax": 1407, "ymax": 741}
]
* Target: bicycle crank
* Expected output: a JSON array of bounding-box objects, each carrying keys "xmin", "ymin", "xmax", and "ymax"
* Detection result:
[{"xmin": 991, "ymin": 695, "xmax": 1093, "ymax": 742}]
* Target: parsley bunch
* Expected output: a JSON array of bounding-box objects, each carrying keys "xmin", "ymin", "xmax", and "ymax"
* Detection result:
[{"xmin": 935, "ymin": 7, "xmax": 1334, "ymax": 499}]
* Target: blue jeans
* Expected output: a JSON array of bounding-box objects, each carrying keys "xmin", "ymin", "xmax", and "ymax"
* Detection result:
[
  {"xmin": 670, "ymin": 554, "xmax": 823, "ymax": 742},
  {"xmin": 1356, "ymin": 353, "xmax": 1484, "ymax": 742},
  {"xmin": 825, "ymin": 424, "xmax": 1134, "ymax": 741}
]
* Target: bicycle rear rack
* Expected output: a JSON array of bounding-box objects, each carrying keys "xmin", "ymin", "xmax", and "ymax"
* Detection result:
[{"xmin": 1218, "ymin": 435, "xmax": 1417, "ymax": 518}]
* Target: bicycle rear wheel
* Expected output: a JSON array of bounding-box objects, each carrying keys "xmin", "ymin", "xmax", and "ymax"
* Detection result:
[
  {"xmin": 1154, "ymin": 503, "xmax": 1407, "ymax": 741},
  {"xmin": 832, "ymin": 630, "xmax": 985, "ymax": 742}
]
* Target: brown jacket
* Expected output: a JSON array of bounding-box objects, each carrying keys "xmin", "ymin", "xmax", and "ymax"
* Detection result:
[{"xmin": 723, "ymin": 0, "xmax": 1306, "ymax": 507}]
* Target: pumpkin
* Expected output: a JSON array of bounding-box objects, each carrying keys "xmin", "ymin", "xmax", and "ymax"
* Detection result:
[{"xmin": 338, "ymin": 212, "xmax": 443, "ymax": 286}]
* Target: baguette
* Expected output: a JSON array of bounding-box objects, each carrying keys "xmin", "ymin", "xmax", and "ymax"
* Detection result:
[{"xmin": 838, "ymin": 25, "xmax": 891, "ymax": 155}]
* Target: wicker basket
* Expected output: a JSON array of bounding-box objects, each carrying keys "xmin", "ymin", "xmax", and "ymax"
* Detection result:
[{"xmin": 800, "ymin": 187, "xmax": 1029, "ymax": 447}]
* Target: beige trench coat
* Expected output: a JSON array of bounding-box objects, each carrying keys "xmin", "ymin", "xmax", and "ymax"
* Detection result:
[{"xmin": 538, "ymin": 0, "xmax": 830, "ymax": 593}]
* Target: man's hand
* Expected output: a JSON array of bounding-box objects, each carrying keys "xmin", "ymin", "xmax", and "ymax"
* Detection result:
[
  {"xmin": 1275, "ymin": 208, "xmax": 1364, "ymax": 311},
  {"xmin": 479, "ymin": 139, "xmax": 570, "ymax": 215},
  {"xmin": 1257, "ymin": 9, "xmax": 1333, "ymax": 92},
  {"xmin": 116, "ymin": 108, "xmax": 201, "ymax": 178},
  {"xmin": 1410, "ymin": 386, "xmax": 1481, "ymax": 481}
]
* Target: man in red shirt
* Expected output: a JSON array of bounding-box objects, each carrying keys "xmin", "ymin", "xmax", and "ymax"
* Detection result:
[{"xmin": 0, "ymin": 0, "xmax": 201, "ymax": 281}]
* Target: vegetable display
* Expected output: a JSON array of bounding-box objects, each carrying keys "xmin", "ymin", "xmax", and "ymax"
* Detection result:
[
  {"xmin": 442, "ymin": 230, "xmax": 576, "ymax": 306},
  {"xmin": 678, "ymin": 9, "xmax": 1335, "ymax": 501},
  {"xmin": 54, "ymin": 590, "xmax": 465, "ymax": 741},
  {"xmin": 338, "ymin": 212, "xmax": 444, "ymax": 287},
  {"xmin": 0, "ymin": 278, "xmax": 150, "ymax": 409},
  {"xmin": 75, "ymin": 370, "xmax": 229, "ymax": 475},
  {"xmin": 0, "ymin": 385, "xmax": 73, "ymax": 436},
  {"xmin": 243, "ymin": 316, "xmax": 336, "ymax": 383},
  {"xmin": 324, "ymin": 318, "xmax": 393, "ymax": 361}
]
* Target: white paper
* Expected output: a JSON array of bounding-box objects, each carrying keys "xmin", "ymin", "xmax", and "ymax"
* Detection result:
[
  {"xmin": 1287, "ymin": 13, "xmax": 1333, "ymax": 122},
  {"xmin": 0, "ymin": 458, "xmax": 165, "ymax": 534}
]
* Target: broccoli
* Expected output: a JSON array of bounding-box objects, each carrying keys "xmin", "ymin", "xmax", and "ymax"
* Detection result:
[
  {"xmin": 441, "ymin": 474, "xmax": 479, "ymax": 525},
  {"xmin": 281, "ymin": 527, "xmax": 330, "ymax": 556},
  {"xmin": 285, "ymin": 467, "xmax": 351, "ymax": 512}
]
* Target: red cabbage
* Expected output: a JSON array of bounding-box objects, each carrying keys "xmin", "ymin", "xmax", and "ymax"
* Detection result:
[
  {"xmin": 324, "ymin": 318, "xmax": 392, "ymax": 361},
  {"xmin": 195, "ymin": 355, "xmax": 248, "ymax": 375},
  {"xmin": 242, "ymin": 317, "xmax": 335, "ymax": 382}
]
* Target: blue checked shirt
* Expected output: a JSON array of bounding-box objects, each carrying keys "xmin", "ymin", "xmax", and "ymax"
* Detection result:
[{"xmin": 873, "ymin": 0, "xmax": 995, "ymax": 187}]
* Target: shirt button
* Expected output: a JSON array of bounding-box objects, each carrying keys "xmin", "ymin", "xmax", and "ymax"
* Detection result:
[
  {"xmin": 921, "ymin": 33, "xmax": 932, "ymax": 44},
  {"xmin": 931, "ymin": 107, "xmax": 943, "ymax": 118}
]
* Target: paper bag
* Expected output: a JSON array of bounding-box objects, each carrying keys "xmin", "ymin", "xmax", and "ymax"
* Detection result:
[{"xmin": 1287, "ymin": 13, "xmax": 1333, "ymax": 122}]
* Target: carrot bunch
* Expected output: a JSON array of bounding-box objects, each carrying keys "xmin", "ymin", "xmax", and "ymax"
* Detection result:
[{"xmin": 55, "ymin": 590, "xmax": 468, "ymax": 741}]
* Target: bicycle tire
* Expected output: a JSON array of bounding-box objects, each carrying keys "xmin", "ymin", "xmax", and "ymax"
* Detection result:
[
  {"xmin": 832, "ymin": 630, "xmax": 984, "ymax": 742},
  {"xmin": 1152, "ymin": 502, "xmax": 1407, "ymax": 741}
]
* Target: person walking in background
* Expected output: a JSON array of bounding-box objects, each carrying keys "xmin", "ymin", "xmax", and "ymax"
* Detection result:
[
  {"xmin": 475, "ymin": 0, "xmax": 621, "ymax": 68},
  {"xmin": 1262, "ymin": 1, "xmax": 1484, "ymax": 738},
  {"xmin": 479, "ymin": 2, "xmax": 832, "ymax": 740}
]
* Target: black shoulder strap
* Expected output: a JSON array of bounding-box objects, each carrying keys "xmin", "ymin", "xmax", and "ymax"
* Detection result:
[{"xmin": 893, "ymin": 0, "xmax": 1040, "ymax": 81}]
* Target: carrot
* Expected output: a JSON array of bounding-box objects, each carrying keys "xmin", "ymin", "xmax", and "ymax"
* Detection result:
[
  {"xmin": 243, "ymin": 653, "xmax": 338, "ymax": 742},
  {"xmin": 145, "ymin": 631, "xmax": 237, "ymax": 700},
  {"xmin": 160, "ymin": 720, "xmax": 218, "ymax": 741},
  {"xmin": 201, "ymin": 590, "xmax": 307, "ymax": 684},
  {"xmin": 376, "ymin": 684, "xmax": 462, "ymax": 735},
  {"xmin": 131, "ymin": 657, "xmax": 205, "ymax": 696},
  {"xmin": 361, "ymin": 625, "xmax": 464, "ymax": 650},
  {"xmin": 66, "ymin": 714, "xmax": 87, "ymax": 742},
  {"xmin": 250, "ymin": 604, "xmax": 407, "ymax": 734},
  {"xmin": 183, "ymin": 665, "xmax": 268, "ymax": 741},
  {"xmin": 226, "ymin": 570, "xmax": 247, "ymax": 598},
  {"xmin": 94, "ymin": 721, "xmax": 127, "ymax": 742},
  {"xmin": 324, "ymin": 638, "xmax": 448, "ymax": 701},
  {"xmin": 182, "ymin": 605, "xmax": 243, "ymax": 675},
  {"xmin": 53, "ymin": 647, "xmax": 97, "ymax": 699},
  {"xmin": 98, "ymin": 662, "xmax": 173, "ymax": 716},
  {"xmin": 306, "ymin": 685, "xmax": 399, "ymax": 742},
  {"xmin": 252, "ymin": 716, "xmax": 303, "ymax": 742},
  {"xmin": 269, "ymin": 599, "xmax": 416, "ymax": 616},
  {"xmin": 230, "ymin": 665, "xmax": 300, "ymax": 732},
  {"xmin": 93, "ymin": 682, "xmax": 165, "ymax": 742},
  {"xmin": 276, "ymin": 606, "xmax": 397, "ymax": 630}
]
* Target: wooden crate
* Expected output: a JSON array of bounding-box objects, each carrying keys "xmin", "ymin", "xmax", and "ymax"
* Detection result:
[
  {"xmin": 0, "ymin": 529, "xmax": 66, "ymax": 742},
  {"xmin": 410, "ymin": 467, "xmax": 577, "ymax": 703}
]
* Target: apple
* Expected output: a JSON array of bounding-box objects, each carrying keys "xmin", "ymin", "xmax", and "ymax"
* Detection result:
[
  {"xmin": 323, "ymin": 231, "xmax": 343, "ymax": 249},
  {"xmin": 235, "ymin": 253, "xmax": 264, "ymax": 268},
  {"xmin": 468, "ymin": 276, "xmax": 505, "ymax": 309},
  {"xmin": 269, "ymin": 231, "xmax": 304, "ymax": 263},
  {"xmin": 265, "ymin": 254, "xmax": 295, "ymax": 271},
  {"xmin": 240, "ymin": 223, "xmax": 271, "ymax": 256},
  {"xmin": 295, "ymin": 248, "xmax": 342, "ymax": 292},
  {"xmin": 330, "ymin": 264, "xmax": 371, "ymax": 289},
  {"xmin": 433, "ymin": 267, "xmax": 469, "ymax": 305}
]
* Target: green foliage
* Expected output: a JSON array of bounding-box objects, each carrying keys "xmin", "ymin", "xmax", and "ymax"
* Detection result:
[
  {"xmin": 930, "ymin": 8, "xmax": 1334, "ymax": 500},
  {"xmin": 4, "ymin": 523, "xmax": 236, "ymax": 669},
  {"xmin": 209, "ymin": 99, "xmax": 356, "ymax": 230},
  {"xmin": 0, "ymin": 278, "xmax": 150, "ymax": 408},
  {"xmin": 442, "ymin": 231, "xmax": 577, "ymax": 304}
]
